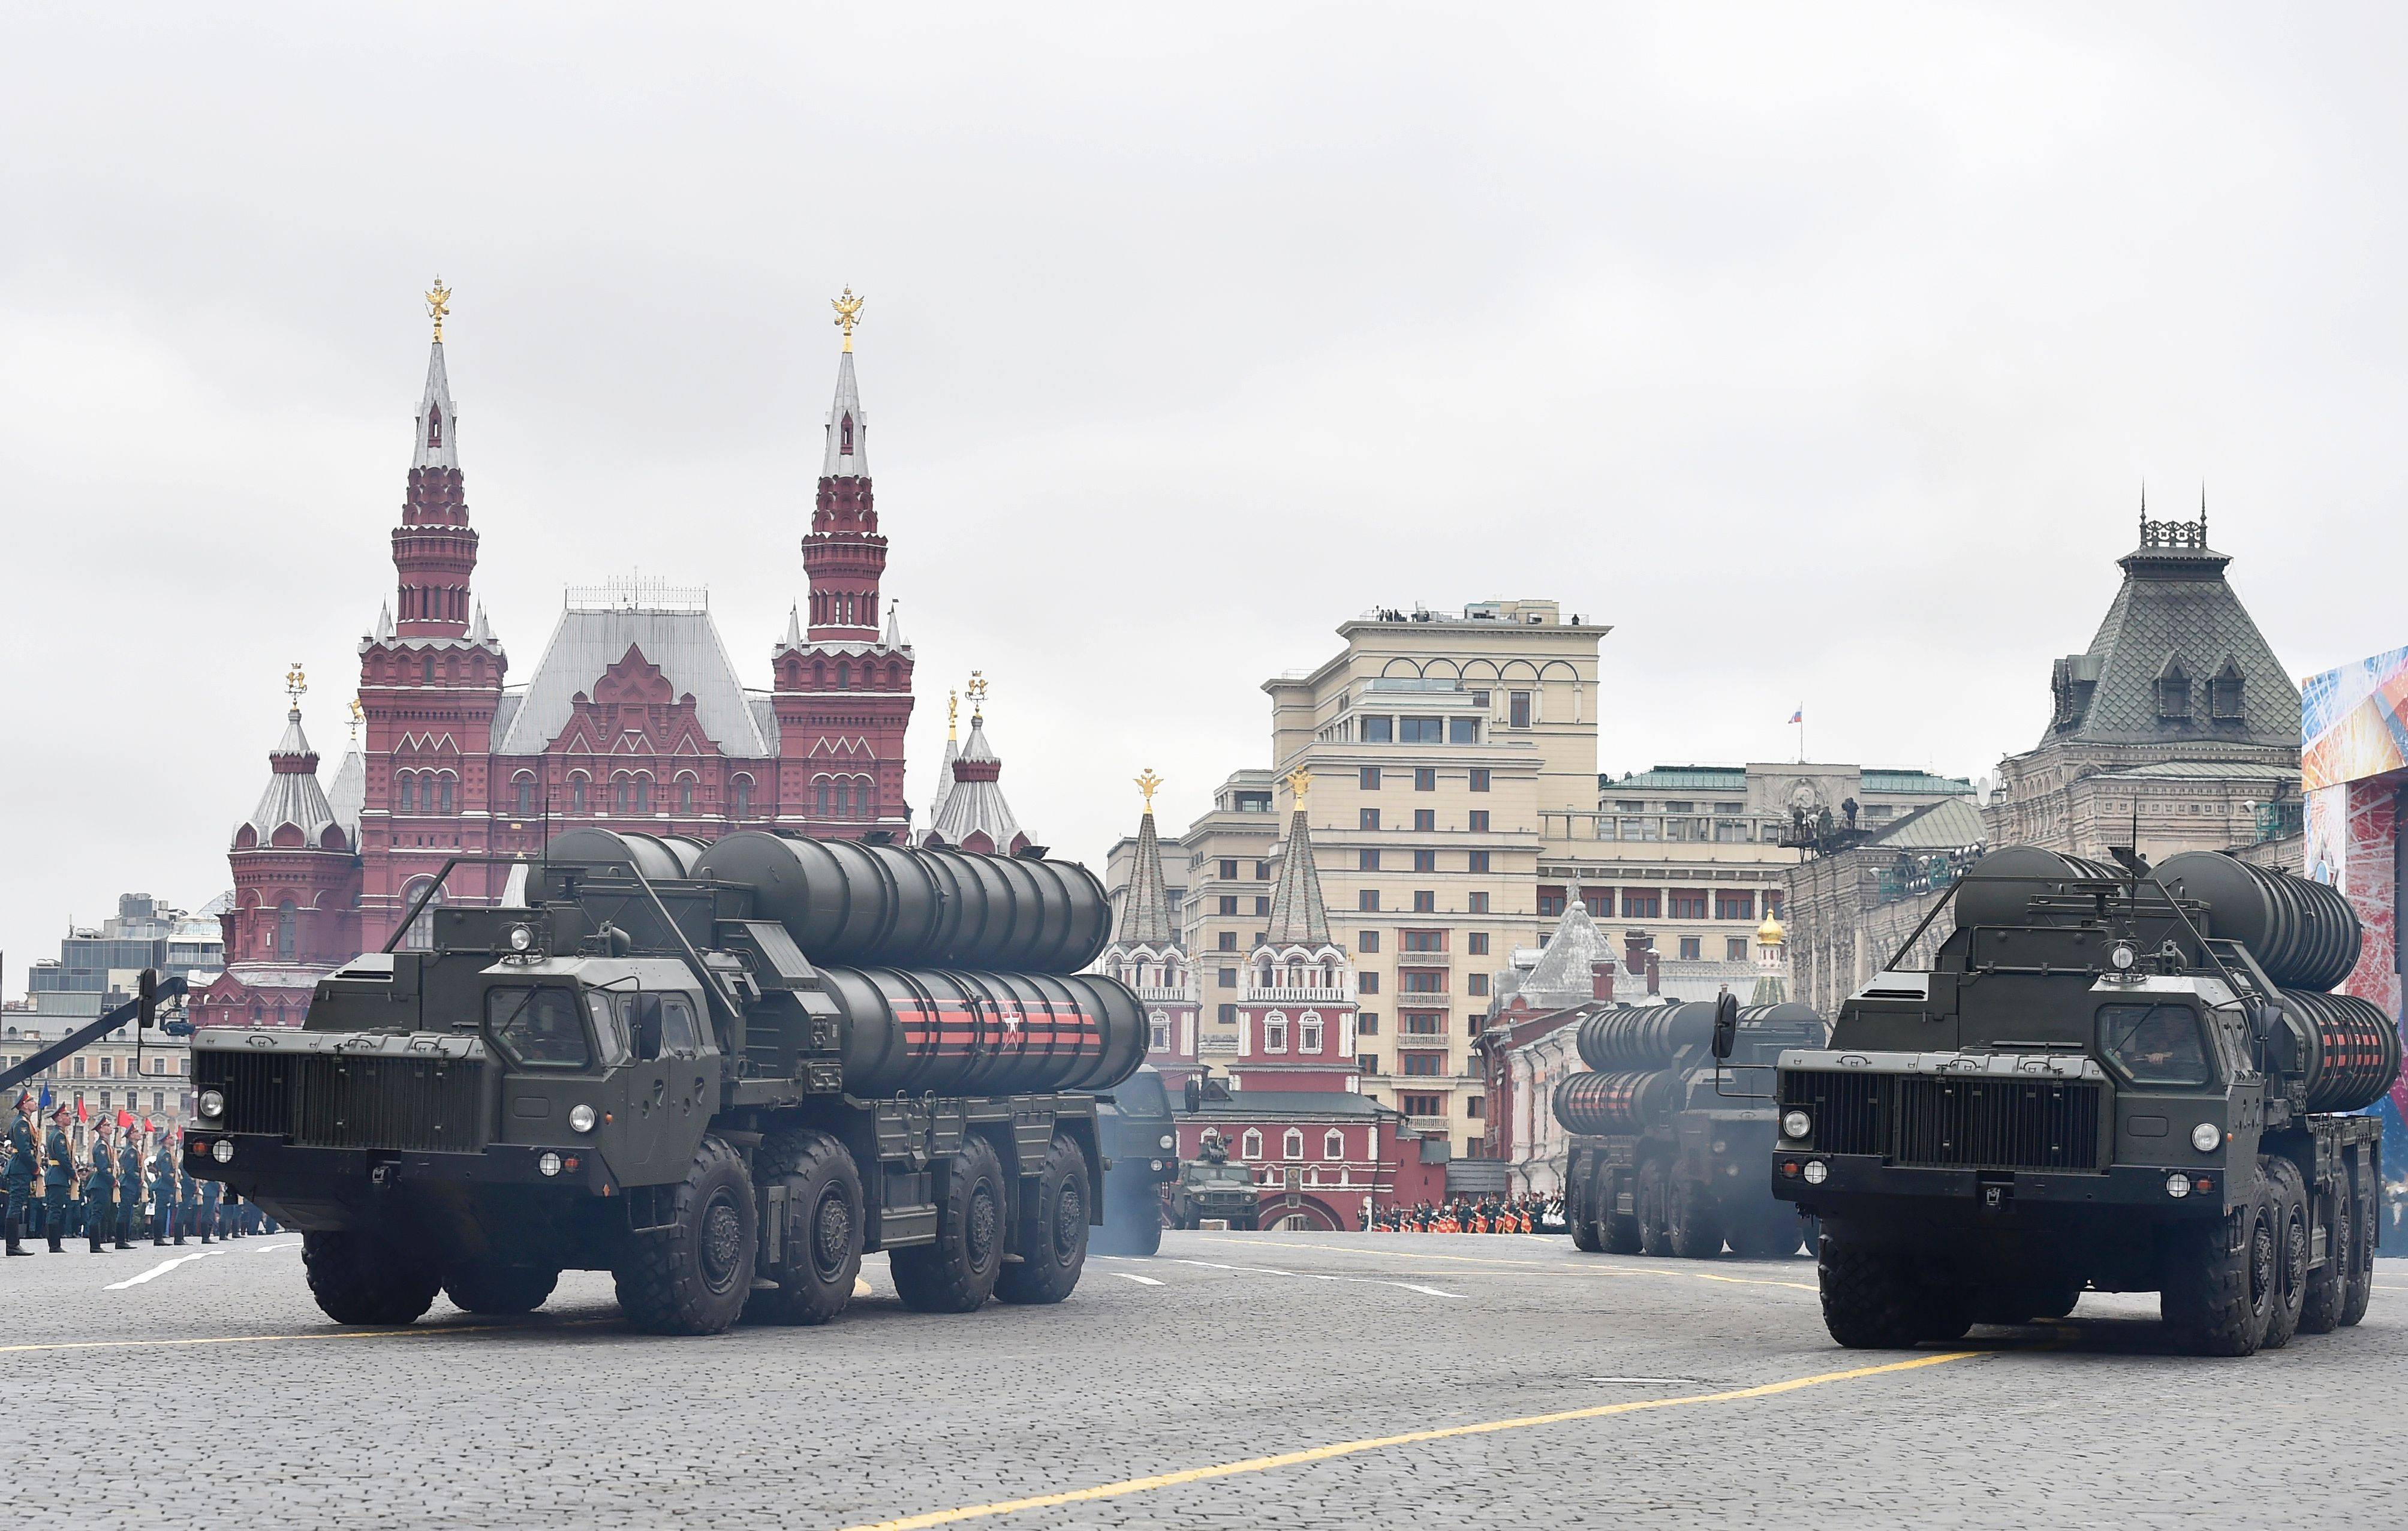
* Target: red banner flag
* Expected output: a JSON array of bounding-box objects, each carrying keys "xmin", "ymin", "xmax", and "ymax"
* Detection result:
[
  {"xmin": 118, "ymin": 1109, "xmax": 134, "ymax": 1130},
  {"xmin": 76, "ymin": 1099, "xmax": 89, "ymax": 1123}
]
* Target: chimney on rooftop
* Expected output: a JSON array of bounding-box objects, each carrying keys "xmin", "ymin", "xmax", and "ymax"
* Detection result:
[{"xmin": 1590, "ymin": 960, "xmax": 1616, "ymax": 1003}]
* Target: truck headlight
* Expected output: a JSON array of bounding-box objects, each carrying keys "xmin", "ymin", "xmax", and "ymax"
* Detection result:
[
  {"xmin": 2190, "ymin": 1122, "xmax": 2221, "ymax": 1153},
  {"xmin": 211, "ymin": 1141, "xmax": 234, "ymax": 1165},
  {"xmin": 2165, "ymin": 1172, "xmax": 2192, "ymax": 1199},
  {"xmin": 198, "ymin": 1090, "xmax": 225, "ymax": 1120},
  {"xmin": 568, "ymin": 1103, "xmax": 597, "ymax": 1134},
  {"xmin": 1801, "ymin": 1160, "xmax": 1828, "ymax": 1185},
  {"xmin": 538, "ymin": 1152, "xmax": 563, "ymax": 1178},
  {"xmin": 1781, "ymin": 1109, "xmax": 1811, "ymax": 1140},
  {"xmin": 1158, "ymin": 1133, "xmax": 1175, "ymax": 1150},
  {"xmin": 507, "ymin": 922, "xmax": 536, "ymax": 953}
]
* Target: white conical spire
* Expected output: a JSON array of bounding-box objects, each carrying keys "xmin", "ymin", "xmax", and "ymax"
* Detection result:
[
  {"xmin": 883, "ymin": 600, "xmax": 904, "ymax": 648},
  {"xmin": 821, "ymin": 349, "xmax": 867, "ymax": 479},
  {"xmin": 784, "ymin": 604, "xmax": 803, "ymax": 648},
  {"xmin": 374, "ymin": 601, "xmax": 395, "ymax": 642},
  {"xmin": 466, "ymin": 603, "xmax": 493, "ymax": 647},
  {"xmin": 413, "ymin": 338, "xmax": 458, "ymax": 471}
]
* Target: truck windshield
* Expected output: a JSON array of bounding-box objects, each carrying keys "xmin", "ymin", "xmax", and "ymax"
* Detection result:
[
  {"xmin": 1118, "ymin": 1072, "xmax": 1171, "ymax": 1117},
  {"xmin": 486, "ymin": 987, "xmax": 593, "ymax": 1069},
  {"xmin": 2099, "ymin": 1003, "xmax": 2211, "ymax": 1087}
]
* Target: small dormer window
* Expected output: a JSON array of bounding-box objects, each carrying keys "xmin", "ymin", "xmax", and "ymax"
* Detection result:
[
  {"xmin": 2156, "ymin": 658, "xmax": 2192, "ymax": 720},
  {"xmin": 2210, "ymin": 658, "xmax": 2245, "ymax": 720},
  {"xmin": 427, "ymin": 404, "xmax": 443, "ymax": 450},
  {"xmin": 840, "ymin": 413, "xmax": 854, "ymax": 453}
]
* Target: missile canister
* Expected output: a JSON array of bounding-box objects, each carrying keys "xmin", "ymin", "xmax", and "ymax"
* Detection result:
[
  {"xmin": 817, "ymin": 967, "xmax": 1146, "ymax": 1096},
  {"xmin": 2156, "ymin": 850, "xmax": 2364, "ymax": 992},
  {"xmin": 2274, "ymin": 988, "xmax": 2401, "ymax": 1114},
  {"xmin": 1553, "ymin": 1069, "xmax": 1678, "ymax": 1136},
  {"xmin": 691, "ymin": 831, "xmax": 1111, "ymax": 973}
]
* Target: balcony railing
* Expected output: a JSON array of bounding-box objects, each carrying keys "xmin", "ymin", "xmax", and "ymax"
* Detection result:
[
  {"xmin": 1199, "ymin": 1035, "xmax": 1241, "ymax": 1054},
  {"xmin": 1242, "ymin": 984, "xmax": 1352, "ymax": 1004},
  {"xmin": 1395, "ymin": 951, "xmax": 1452, "ymax": 969},
  {"xmin": 1407, "ymin": 1115, "xmax": 1452, "ymax": 1135},
  {"xmin": 1395, "ymin": 1031, "xmax": 1450, "ymax": 1049},
  {"xmin": 1134, "ymin": 985, "xmax": 1198, "ymax": 1004}
]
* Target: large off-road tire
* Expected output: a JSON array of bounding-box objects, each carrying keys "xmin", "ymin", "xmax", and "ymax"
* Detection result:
[
  {"xmin": 1668, "ymin": 1175, "xmax": 1724, "ymax": 1259},
  {"xmin": 613, "ymin": 1134, "xmax": 758, "ymax": 1337},
  {"xmin": 1570, "ymin": 1207, "xmax": 1603, "ymax": 1252},
  {"xmin": 744, "ymin": 1129, "xmax": 863, "ymax": 1327},
  {"xmin": 2159, "ymin": 1164, "xmax": 2274, "ymax": 1356},
  {"xmin": 1636, "ymin": 1159, "xmax": 1674, "ymax": 1258},
  {"xmin": 2299, "ymin": 1168, "xmax": 2350, "ymax": 1336},
  {"xmin": 1818, "ymin": 1235, "xmax": 1924, "ymax": 1349},
  {"xmin": 2260, "ymin": 1156, "xmax": 2309, "ymax": 1350},
  {"xmin": 997, "ymin": 1133, "xmax": 1091, "ymax": 1305},
  {"xmin": 890, "ymin": 1135, "xmax": 1007, "ymax": 1313},
  {"xmin": 303, "ymin": 1230, "xmax": 441, "ymax": 1327},
  {"xmin": 443, "ymin": 1262, "xmax": 559, "ymax": 1316},
  {"xmin": 1094, "ymin": 1182, "xmax": 1163, "ymax": 1256},
  {"xmin": 2340, "ymin": 1166, "xmax": 2373, "ymax": 1328}
]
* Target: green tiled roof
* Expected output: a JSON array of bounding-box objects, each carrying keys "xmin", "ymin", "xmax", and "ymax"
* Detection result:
[
  {"xmin": 1861, "ymin": 769, "xmax": 1974, "ymax": 795},
  {"xmin": 1602, "ymin": 765, "xmax": 1748, "ymax": 791},
  {"xmin": 2102, "ymin": 760, "xmax": 2299, "ymax": 780},
  {"xmin": 1869, "ymin": 796, "xmax": 1987, "ymax": 850}
]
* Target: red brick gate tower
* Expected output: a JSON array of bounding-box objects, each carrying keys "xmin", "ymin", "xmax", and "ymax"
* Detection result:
[
  {"xmin": 356, "ymin": 279, "xmax": 509, "ymax": 946},
  {"xmin": 772, "ymin": 290, "xmax": 916, "ymax": 836}
]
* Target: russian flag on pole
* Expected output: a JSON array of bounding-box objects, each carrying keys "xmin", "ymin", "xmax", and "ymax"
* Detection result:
[{"xmin": 1788, "ymin": 708, "xmax": 1803, "ymax": 724}]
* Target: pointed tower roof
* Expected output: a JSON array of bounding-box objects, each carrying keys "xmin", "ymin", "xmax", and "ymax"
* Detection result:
[
  {"xmin": 1515, "ymin": 900, "xmax": 1615, "ymax": 1009},
  {"xmin": 1262, "ymin": 768, "xmax": 1331, "ymax": 948},
  {"xmin": 414, "ymin": 333, "xmax": 457, "ymax": 471},
  {"xmin": 822, "ymin": 348, "xmax": 868, "ymax": 479},
  {"xmin": 926, "ymin": 688, "xmax": 961, "ymax": 831},
  {"xmin": 234, "ymin": 706, "xmax": 347, "ymax": 852},
  {"xmin": 925, "ymin": 688, "xmax": 1027, "ymax": 854},
  {"xmin": 2037, "ymin": 494, "xmax": 2298, "ymax": 750},
  {"xmin": 1115, "ymin": 770, "xmax": 1177, "ymax": 948}
]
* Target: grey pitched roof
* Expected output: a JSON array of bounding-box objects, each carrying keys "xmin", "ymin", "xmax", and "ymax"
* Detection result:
[
  {"xmin": 925, "ymin": 733, "xmax": 961, "ymax": 831},
  {"xmin": 236, "ymin": 710, "xmax": 348, "ymax": 851},
  {"xmin": 823, "ymin": 348, "xmax": 867, "ymax": 479},
  {"xmin": 1868, "ymin": 795, "xmax": 1986, "ymax": 850},
  {"xmin": 1183, "ymin": 1091, "xmax": 1390, "ymax": 1119},
  {"xmin": 1113, "ymin": 810, "xmax": 1176, "ymax": 947},
  {"xmin": 326, "ymin": 748, "xmax": 366, "ymax": 846},
  {"xmin": 926, "ymin": 714, "xmax": 1024, "ymax": 852},
  {"xmin": 413, "ymin": 341, "xmax": 457, "ymax": 471},
  {"xmin": 1513, "ymin": 900, "xmax": 1614, "ymax": 1009},
  {"xmin": 1263, "ymin": 807, "xmax": 1331, "ymax": 946},
  {"xmin": 1605, "ymin": 765, "xmax": 1749, "ymax": 792},
  {"xmin": 495, "ymin": 607, "xmax": 774, "ymax": 757},
  {"xmin": 2040, "ymin": 527, "xmax": 2299, "ymax": 750}
]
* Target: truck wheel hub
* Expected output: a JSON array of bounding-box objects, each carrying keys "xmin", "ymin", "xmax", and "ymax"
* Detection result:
[
  {"xmin": 811, "ymin": 1188, "xmax": 853, "ymax": 1280},
  {"xmin": 699, "ymin": 1194, "xmax": 745, "ymax": 1291}
]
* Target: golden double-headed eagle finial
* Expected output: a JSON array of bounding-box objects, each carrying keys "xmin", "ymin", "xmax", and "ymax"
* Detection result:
[
  {"xmin": 285, "ymin": 663, "xmax": 308, "ymax": 708},
  {"xmin": 947, "ymin": 688, "xmax": 959, "ymax": 741},
  {"xmin": 832, "ymin": 286, "xmax": 865, "ymax": 351},
  {"xmin": 1284, "ymin": 764, "xmax": 1312, "ymax": 807},
  {"xmin": 348, "ymin": 696, "xmax": 366, "ymax": 744},
  {"xmin": 965, "ymin": 670, "xmax": 988, "ymax": 719},
  {"xmin": 425, "ymin": 277, "xmax": 451, "ymax": 343},
  {"xmin": 1136, "ymin": 769, "xmax": 1163, "ymax": 814}
]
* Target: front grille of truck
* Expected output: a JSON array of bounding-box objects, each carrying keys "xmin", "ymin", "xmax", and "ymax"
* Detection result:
[
  {"xmin": 196, "ymin": 1052, "xmax": 296, "ymax": 1138},
  {"xmin": 197, "ymin": 1050, "xmax": 487, "ymax": 1153},
  {"xmin": 293, "ymin": 1055, "xmax": 487, "ymax": 1152},
  {"xmin": 1783, "ymin": 1071, "xmax": 2103, "ymax": 1172}
]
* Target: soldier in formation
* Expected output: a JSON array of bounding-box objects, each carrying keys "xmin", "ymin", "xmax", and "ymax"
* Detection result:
[
  {"xmin": 83, "ymin": 1120, "xmax": 116, "ymax": 1253},
  {"xmin": 41, "ymin": 1108, "xmax": 74, "ymax": 1253},
  {"xmin": 176, "ymin": 1161, "xmax": 201, "ymax": 1245},
  {"xmin": 4, "ymin": 1095, "xmax": 35, "ymax": 1256},
  {"xmin": 149, "ymin": 1138, "xmax": 177, "ymax": 1247},
  {"xmin": 115, "ymin": 1129, "xmax": 143, "ymax": 1248}
]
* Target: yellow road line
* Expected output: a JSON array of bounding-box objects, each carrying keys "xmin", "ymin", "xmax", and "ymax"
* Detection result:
[
  {"xmin": 841, "ymin": 1350, "xmax": 1979, "ymax": 1531},
  {"xmin": 0, "ymin": 1318, "xmax": 610, "ymax": 1356},
  {"xmin": 1218, "ymin": 1237, "xmax": 1820, "ymax": 1292}
]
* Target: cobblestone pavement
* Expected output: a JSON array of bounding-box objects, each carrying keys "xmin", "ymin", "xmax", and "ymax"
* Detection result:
[{"xmin": 3, "ymin": 1232, "xmax": 2402, "ymax": 1529}]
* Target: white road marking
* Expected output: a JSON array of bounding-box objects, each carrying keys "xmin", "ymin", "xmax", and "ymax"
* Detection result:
[
  {"xmin": 1158, "ymin": 1257, "xmax": 1461, "ymax": 1300},
  {"xmin": 105, "ymin": 1249, "xmax": 228, "ymax": 1290},
  {"xmin": 249, "ymin": 1240, "xmax": 300, "ymax": 1254},
  {"xmin": 1109, "ymin": 1271, "xmax": 1166, "ymax": 1287}
]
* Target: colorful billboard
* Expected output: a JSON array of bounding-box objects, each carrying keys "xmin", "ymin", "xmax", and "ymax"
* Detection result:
[{"xmin": 2302, "ymin": 642, "xmax": 2408, "ymax": 792}]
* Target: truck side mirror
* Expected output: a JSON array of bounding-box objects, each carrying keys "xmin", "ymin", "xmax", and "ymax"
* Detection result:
[
  {"xmin": 1711, "ymin": 992, "xmax": 1739, "ymax": 1061},
  {"xmin": 1183, "ymin": 1076, "xmax": 1202, "ymax": 1114},
  {"xmin": 138, "ymin": 970, "xmax": 158, "ymax": 1030}
]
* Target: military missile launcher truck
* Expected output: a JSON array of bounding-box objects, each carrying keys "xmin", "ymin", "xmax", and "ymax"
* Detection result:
[
  {"xmin": 1558, "ymin": 998, "xmax": 1827, "ymax": 1259},
  {"xmin": 185, "ymin": 829, "xmax": 1146, "ymax": 1336},
  {"xmin": 1093, "ymin": 1064, "xmax": 1175, "ymax": 1255},
  {"xmin": 1772, "ymin": 846, "xmax": 2394, "ymax": 1356}
]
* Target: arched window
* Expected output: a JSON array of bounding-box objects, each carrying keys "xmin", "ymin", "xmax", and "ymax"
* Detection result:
[
  {"xmin": 438, "ymin": 774, "xmax": 454, "ymax": 814},
  {"xmin": 840, "ymin": 413, "xmax": 854, "ymax": 453},
  {"xmin": 815, "ymin": 778, "xmax": 832, "ymax": 817},
  {"xmin": 1300, "ymin": 1012, "xmax": 1323, "ymax": 1054},
  {"xmin": 887, "ymin": 662, "xmax": 901, "ymax": 687},
  {"xmin": 1264, "ymin": 1010, "xmax": 1289, "ymax": 1053},
  {"xmin": 732, "ymin": 776, "xmax": 754, "ymax": 819},
  {"xmin": 396, "ymin": 772, "xmax": 414, "ymax": 813},
  {"xmin": 635, "ymin": 776, "xmax": 651, "ymax": 814},
  {"xmin": 1283, "ymin": 1128, "xmax": 1304, "ymax": 1162},
  {"xmin": 678, "ymin": 775, "xmax": 696, "ymax": 813},
  {"xmin": 1240, "ymin": 1129, "xmax": 1262, "ymax": 1161},
  {"xmin": 570, "ymin": 775, "xmax": 588, "ymax": 816},
  {"xmin": 613, "ymin": 777, "xmax": 628, "ymax": 815},
  {"xmin": 1323, "ymin": 1129, "xmax": 1344, "ymax": 1161},
  {"xmin": 2156, "ymin": 658, "xmax": 2192, "ymax": 720},
  {"xmin": 422, "ymin": 655, "xmax": 436, "ymax": 685},
  {"xmin": 426, "ymin": 403, "xmax": 443, "ymax": 449},
  {"xmin": 1149, "ymin": 1011, "xmax": 1170, "ymax": 1051},
  {"xmin": 836, "ymin": 661, "xmax": 850, "ymax": 689},
  {"xmin": 514, "ymin": 774, "xmax": 535, "ymax": 816},
  {"xmin": 399, "ymin": 880, "xmax": 444, "ymax": 952},
  {"xmin": 275, "ymin": 900, "xmax": 297, "ymax": 961},
  {"xmin": 2211, "ymin": 658, "xmax": 2246, "ymax": 719}
]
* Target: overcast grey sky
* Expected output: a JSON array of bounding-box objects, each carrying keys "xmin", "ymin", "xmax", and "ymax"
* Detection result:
[{"xmin": 5, "ymin": 3, "xmax": 2406, "ymax": 976}]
